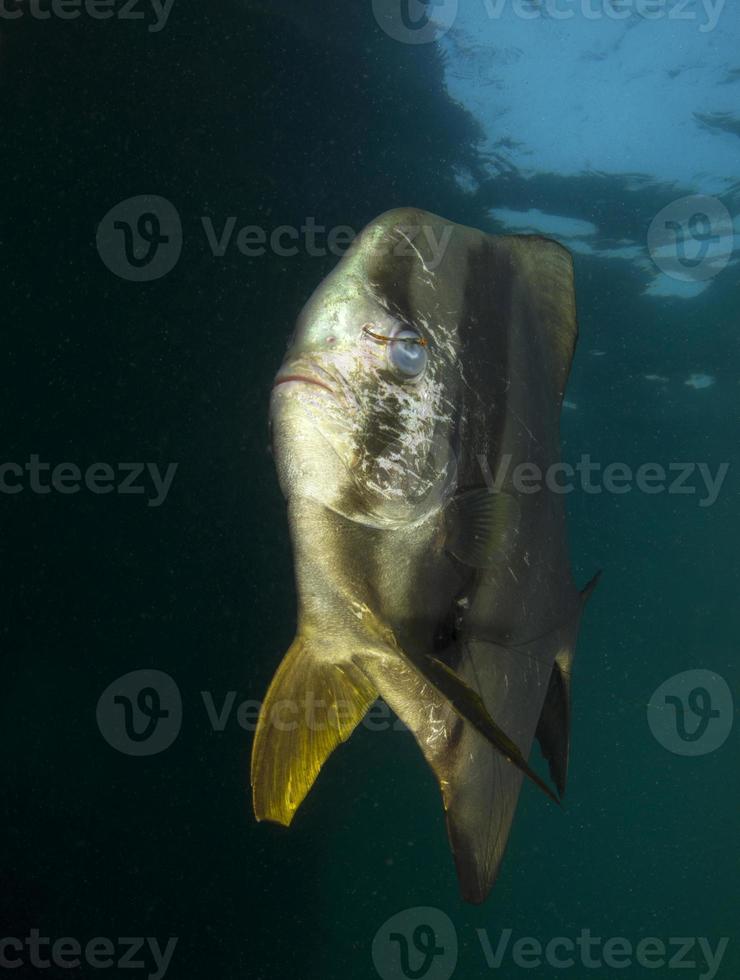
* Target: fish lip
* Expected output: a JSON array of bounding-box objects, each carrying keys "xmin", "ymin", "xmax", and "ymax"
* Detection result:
[{"xmin": 272, "ymin": 361, "xmax": 338, "ymax": 399}]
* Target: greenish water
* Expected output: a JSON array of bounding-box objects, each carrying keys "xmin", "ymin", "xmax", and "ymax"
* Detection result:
[{"xmin": 1, "ymin": 2, "xmax": 738, "ymax": 979}]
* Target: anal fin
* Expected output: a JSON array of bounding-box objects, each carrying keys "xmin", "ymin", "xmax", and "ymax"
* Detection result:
[
  {"xmin": 535, "ymin": 650, "xmax": 572, "ymax": 798},
  {"xmin": 535, "ymin": 571, "xmax": 601, "ymax": 797}
]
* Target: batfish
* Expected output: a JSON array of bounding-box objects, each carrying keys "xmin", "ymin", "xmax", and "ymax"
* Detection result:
[{"xmin": 251, "ymin": 208, "xmax": 598, "ymax": 902}]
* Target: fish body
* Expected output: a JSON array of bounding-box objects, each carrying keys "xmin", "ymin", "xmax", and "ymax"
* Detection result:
[{"xmin": 252, "ymin": 208, "xmax": 596, "ymax": 902}]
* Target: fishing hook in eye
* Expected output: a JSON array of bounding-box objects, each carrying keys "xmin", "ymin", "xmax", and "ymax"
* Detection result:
[{"xmin": 362, "ymin": 324, "xmax": 428, "ymax": 347}]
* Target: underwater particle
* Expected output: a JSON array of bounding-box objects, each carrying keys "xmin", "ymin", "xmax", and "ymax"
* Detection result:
[
  {"xmin": 589, "ymin": 349, "xmax": 606, "ymax": 356},
  {"xmin": 562, "ymin": 399, "xmax": 578, "ymax": 409},
  {"xmin": 644, "ymin": 374, "xmax": 669, "ymax": 383},
  {"xmin": 685, "ymin": 373, "xmax": 716, "ymax": 390}
]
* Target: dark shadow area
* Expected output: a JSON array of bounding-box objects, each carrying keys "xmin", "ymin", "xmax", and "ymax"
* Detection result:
[{"xmin": 0, "ymin": 2, "xmax": 489, "ymax": 978}]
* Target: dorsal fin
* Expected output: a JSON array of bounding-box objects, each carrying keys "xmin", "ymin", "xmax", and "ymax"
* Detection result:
[{"xmin": 509, "ymin": 235, "xmax": 579, "ymax": 399}]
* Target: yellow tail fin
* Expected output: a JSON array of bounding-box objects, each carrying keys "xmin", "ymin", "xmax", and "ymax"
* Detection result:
[{"xmin": 251, "ymin": 636, "xmax": 378, "ymax": 825}]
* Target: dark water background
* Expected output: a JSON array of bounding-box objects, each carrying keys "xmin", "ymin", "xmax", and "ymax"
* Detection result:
[{"xmin": 1, "ymin": 1, "xmax": 738, "ymax": 978}]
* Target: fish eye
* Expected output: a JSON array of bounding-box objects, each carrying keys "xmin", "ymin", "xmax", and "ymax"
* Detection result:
[{"xmin": 389, "ymin": 329, "xmax": 428, "ymax": 379}]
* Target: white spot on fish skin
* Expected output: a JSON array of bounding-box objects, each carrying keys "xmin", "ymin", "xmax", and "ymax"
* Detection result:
[
  {"xmin": 396, "ymin": 228, "xmax": 434, "ymax": 280},
  {"xmin": 685, "ymin": 373, "xmax": 715, "ymax": 390},
  {"xmin": 425, "ymin": 705, "xmax": 448, "ymax": 747},
  {"xmin": 562, "ymin": 399, "xmax": 578, "ymax": 410},
  {"xmin": 349, "ymin": 599, "xmax": 372, "ymax": 621}
]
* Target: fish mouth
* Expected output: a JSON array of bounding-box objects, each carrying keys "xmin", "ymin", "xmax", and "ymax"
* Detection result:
[{"xmin": 272, "ymin": 363, "xmax": 337, "ymax": 398}]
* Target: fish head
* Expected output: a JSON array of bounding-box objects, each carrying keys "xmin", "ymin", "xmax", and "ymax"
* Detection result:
[{"xmin": 270, "ymin": 211, "xmax": 463, "ymax": 528}]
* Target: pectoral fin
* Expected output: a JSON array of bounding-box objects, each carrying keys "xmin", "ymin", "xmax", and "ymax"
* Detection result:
[{"xmin": 446, "ymin": 488, "xmax": 520, "ymax": 568}]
